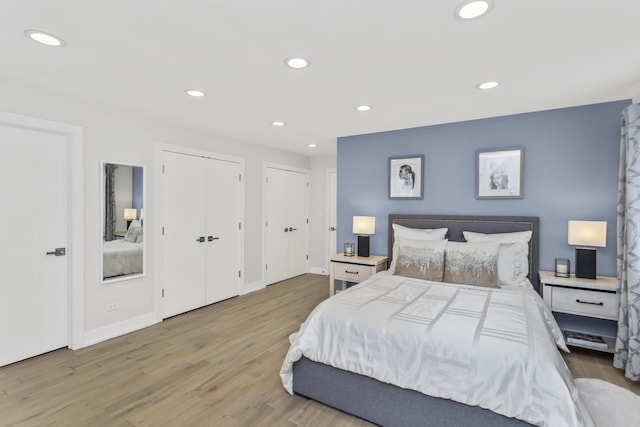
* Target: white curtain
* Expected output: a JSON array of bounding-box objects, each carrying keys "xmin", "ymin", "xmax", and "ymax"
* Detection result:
[{"xmin": 615, "ymin": 103, "xmax": 640, "ymax": 380}]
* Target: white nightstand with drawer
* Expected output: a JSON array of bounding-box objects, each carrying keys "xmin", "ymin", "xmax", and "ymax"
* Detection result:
[
  {"xmin": 329, "ymin": 253, "xmax": 388, "ymax": 296},
  {"xmin": 539, "ymin": 270, "xmax": 618, "ymax": 353}
]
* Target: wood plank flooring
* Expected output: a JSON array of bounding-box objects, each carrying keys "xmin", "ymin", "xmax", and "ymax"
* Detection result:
[{"xmin": 1, "ymin": 274, "xmax": 637, "ymax": 426}]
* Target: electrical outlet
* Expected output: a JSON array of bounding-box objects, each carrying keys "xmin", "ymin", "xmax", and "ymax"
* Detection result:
[{"xmin": 106, "ymin": 302, "xmax": 119, "ymax": 312}]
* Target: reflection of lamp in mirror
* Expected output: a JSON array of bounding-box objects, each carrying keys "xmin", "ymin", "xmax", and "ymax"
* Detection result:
[
  {"xmin": 353, "ymin": 216, "xmax": 375, "ymax": 257},
  {"xmin": 124, "ymin": 208, "xmax": 137, "ymax": 229},
  {"xmin": 568, "ymin": 220, "xmax": 607, "ymax": 279}
]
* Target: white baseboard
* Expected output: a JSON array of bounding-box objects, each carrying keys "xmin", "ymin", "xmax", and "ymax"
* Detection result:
[
  {"xmin": 83, "ymin": 312, "xmax": 158, "ymax": 348},
  {"xmin": 309, "ymin": 266, "xmax": 328, "ymax": 275},
  {"xmin": 241, "ymin": 280, "xmax": 264, "ymax": 295}
]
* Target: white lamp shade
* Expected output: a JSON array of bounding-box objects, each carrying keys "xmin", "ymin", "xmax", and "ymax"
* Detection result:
[
  {"xmin": 353, "ymin": 216, "xmax": 375, "ymax": 235},
  {"xmin": 124, "ymin": 208, "xmax": 138, "ymax": 220},
  {"xmin": 568, "ymin": 220, "xmax": 607, "ymax": 247}
]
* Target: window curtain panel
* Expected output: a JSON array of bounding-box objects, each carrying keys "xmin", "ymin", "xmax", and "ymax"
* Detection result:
[
  {"xmin": 615, "ymin": 103, "xmax": 640, "ymax": 380},
  {"xmin": 104, "ymin": 163, "xmax": 117, "ymax": 242}
]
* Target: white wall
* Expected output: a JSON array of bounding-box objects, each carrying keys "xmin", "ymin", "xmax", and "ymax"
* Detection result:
[
  {"xmin": 0, "ymin": 80, "xmax": 316, "ymax": 344},
  {"xmin": 308, "ymin": 156, "xmax": 337, "ymax": 274}
]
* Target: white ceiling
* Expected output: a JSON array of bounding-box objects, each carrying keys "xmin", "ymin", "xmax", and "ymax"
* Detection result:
[{"xmin": 2, "ymin": 1, "xmax": 639, "ymax": 157}]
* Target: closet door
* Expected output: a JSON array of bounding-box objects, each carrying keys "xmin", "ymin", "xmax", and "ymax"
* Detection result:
[
  {"xmin": 264, "ymin": 167, "xmax": 309, "ymax": 285},
  {"xmin": 162, "ymin": 152, "xmax": 206, "ymax": 318},
  {"xmin": 205, "ymin": 158, "xmax": 241, "ymax": 304}
]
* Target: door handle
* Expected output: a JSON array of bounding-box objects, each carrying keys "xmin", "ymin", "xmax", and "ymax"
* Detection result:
[
  {"xmin": 329, "ymin": 227, "xmax": 336, "ymax": 231},
  {"xmin": 289, "ymin": 227, "xmax": 297, "ymax": 232},
  {"xmin": 46, "ymin": 247, "xmax": 66, "ymax": 256},
  {"xmin": 196, "ymin": 236, "xmax": 205, "ymax": 242},
  {"xmin": 208, "ymin": 236, "xmax": 220, "ymax": 242},
  {"xmin": 284, "ymin": 228, "xmax": 289, "ymax": 232}
]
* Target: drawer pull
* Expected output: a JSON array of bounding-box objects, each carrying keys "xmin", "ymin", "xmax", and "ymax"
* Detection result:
[
  {"xmin": 345, "ymin": 270, "xmax": 359, "ymax": 275},
  {"xmin": 576, "ymin": 299, "xmax": 604, "ymax": 306}
]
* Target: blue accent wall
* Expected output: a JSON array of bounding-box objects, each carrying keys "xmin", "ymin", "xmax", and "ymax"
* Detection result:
[
  {"xmin": 337, "ymin": 100, "xmax": 631, "ymax": 277},
  {"xmin": 132, "ymin": 166, "xmax": 143, "ymax": 218}
]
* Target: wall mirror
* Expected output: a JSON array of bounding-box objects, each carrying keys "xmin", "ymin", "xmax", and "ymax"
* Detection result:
[{"xmin": 101, "ymin": 161, "xmax": 145, "ymax": 283}]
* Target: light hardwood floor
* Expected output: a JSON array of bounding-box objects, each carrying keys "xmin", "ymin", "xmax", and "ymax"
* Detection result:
[{"xmin": 1, "ymin": 274, "xmax": 638, "ymax": 426}]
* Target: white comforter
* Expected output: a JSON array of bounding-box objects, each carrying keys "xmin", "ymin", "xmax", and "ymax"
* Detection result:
[
  {"xmin": 280, "ymin": 272, "xmax": 594, "ymax": 427},
  {"xmin": 103, "ymin": 240, "xmax": 143, "ymax": 279}
]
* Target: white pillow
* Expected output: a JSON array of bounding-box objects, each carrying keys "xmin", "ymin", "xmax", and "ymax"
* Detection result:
[
  {"xmin": 392, "ymin": 224, "xmax": 448, "ymax": 240},
  {"xmin": 463, "ymin": 230, "xmax": 532, "ymax": 287},
  {"xmin": 124, "ymin": 219, "xmax": 142, "ymax": 242},
  {"xmin": 390, "ymin": 225, "xmax": 448, "ymax": 273}
]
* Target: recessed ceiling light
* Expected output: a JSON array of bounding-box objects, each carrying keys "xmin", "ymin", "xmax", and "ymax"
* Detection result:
[
  {"xmin": 455, "ymin": 1, "xmax": 492, "ymax": 20},
  {"xmin": 476, "ymin": 81, "xmax": 500, "ymax": 90},
  {"xmin": 355, "ymin": 105, "xmax": 372, "ymax": 112},
  {"xmin": 272, "ymin": 121, "xmax": 286, "ymax": 127},
  {"xmin": 285, "ymin": 57, "xmax": 310, "ymax": 69},
  {"xmin": 25, "ymin": 30, "xmax": 66, "ymax": 47},
  {"xmin": 185, "ymin": 89, "xmax": 205, "ymax": 97},
  {"xmin": 308, "ymin": 144, "xmax": 317, "ymax": 148}
]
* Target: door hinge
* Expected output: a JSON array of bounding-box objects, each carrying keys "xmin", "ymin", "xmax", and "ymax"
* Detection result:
[
  {"xmin": 239, "ymin": 174, "xmax": 242, "ymax": 182},
  {"xmin": 266, "ymin": 177, "xmax": 269, "ymax": 184},
  {"xmin": 306, "ymin": 255, "xmax": 309, "ymax": 260},
  {"xmin": 162, "ymin": 164, "xmax": 165, "ymax": 173},
  {"xmin": 239, "ymin": 270, "xmax": 242, "ymax": 278},
  {"xmin": 265, "ymin": 264, "xmax": 268, "ymax": 270},
  {"xmin": 162, "ymin": 226, "xmax": 165, "ymax": 236},
  {"xmin": 239, "ymin": 222, "xmax": 242, "ymax": 230},
  {"xmin": 265, "ymin": 220, "xmax": 268, "ymax": 227},
  {"xmin": 306, "ymin": 218, "xmax": 309, "ymax": 224},
  {"xmin": 162, "ymin": 289, "xmax": 165, "ymax": 297},
  {"xmin": 307, "ymin": 182, "xmax": 309, "ymax": 188}
]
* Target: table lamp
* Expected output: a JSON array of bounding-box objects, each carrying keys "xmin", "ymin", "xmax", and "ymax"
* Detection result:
[
  {"xmin": 353, "ymin": 216, "xmax": 375, "ymax": 257},
  {"xmin": 568, "ymin": 220, "xmax": 607, "ymax": 279},
  {"xmin": 124, "ymin": 208, "xmax": 137, "ymax": 229}
]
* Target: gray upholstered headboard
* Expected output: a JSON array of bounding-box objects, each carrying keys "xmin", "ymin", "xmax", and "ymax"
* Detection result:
[{"xmin": 388, "ymin": 214, "xmax": 540, "ymax": 292}]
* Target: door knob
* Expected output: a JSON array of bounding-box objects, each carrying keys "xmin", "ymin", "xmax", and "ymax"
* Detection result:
[
  {"xmin": 196, "ymin": 236, "xmax": 205, "ymax": 242},
  {"xmin": 284, "ymin": 228, "xmax": 289, "ymax": 232},
  {"xmin": 46, "ymin": 247, "xmax": 66, "ymax": 256},
  {"xmin": 329, "ymin": 227, "xmax": 336, "ymax": 231}
]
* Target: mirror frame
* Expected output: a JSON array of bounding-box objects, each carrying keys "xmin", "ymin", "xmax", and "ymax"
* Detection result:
[{"xmin": 100, "ymin": 160, "xmax": 146, "ymax": 284}]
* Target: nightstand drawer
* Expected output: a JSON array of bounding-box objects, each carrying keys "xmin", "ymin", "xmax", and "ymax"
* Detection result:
[
  {"xmin": 333, "ymin": 262, "xmax": 373, "ymax": 282},
  {"xmin": 551, "ymin": 287, "xmax": 617, "ymax": 320}
]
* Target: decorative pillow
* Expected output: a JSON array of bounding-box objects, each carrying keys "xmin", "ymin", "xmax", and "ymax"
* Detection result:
[
  {"xmin": 392, "ymin": 238, "xmax": 447, "ymax": 281},
  {"xmin": 443, "ymin": 241, "xmax": 500, "ymax": 287},
  {"xmin": 135, "ymin": 229, "xmax": 144, "ymax": 244},
  {"xmin": 463, "ymin": 230, "xmax": 532, "ymax": 287},
  {"xmin": 392, "ymin": 224, "xmax": 448, "ymax": 241},
  {"xmin": 124, "ymin": 229, "xmax": 139, "ymax": 243},
  {"xmin": 124, "ymin": 219, "xmax": 142, "ymax": 242}
]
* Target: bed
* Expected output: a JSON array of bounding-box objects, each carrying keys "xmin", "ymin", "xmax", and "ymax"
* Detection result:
[
  {"xmin": 103, "ymin": 220, "xmax": 144, "ymax": 279},
  {"xmin": 281, "ymin": 214, "xmax": 595, "ymax": 427}
]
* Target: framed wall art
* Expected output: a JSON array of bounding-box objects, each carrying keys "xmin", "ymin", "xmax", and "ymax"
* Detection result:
[
  {"xmin": 389, "ymin": 155, "xmax": 424, "ymax": 200},
  {"xmin": 476, "ymin": 147, "xmax": 524, "ymax": 199}
]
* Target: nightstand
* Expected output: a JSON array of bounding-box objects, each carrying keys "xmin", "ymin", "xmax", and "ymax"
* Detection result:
[
  {"xmin": 329, "ymin": 253, "xmax": 388, "ymax": 296},
  {"xmin": 539, "ymin": 270, "xmax": 618, "ymax": 353}
]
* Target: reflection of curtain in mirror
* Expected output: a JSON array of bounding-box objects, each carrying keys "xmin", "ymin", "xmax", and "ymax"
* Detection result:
[{"xmin": 105, "ymin": 163, "xmax": 117, "ymax": 241}]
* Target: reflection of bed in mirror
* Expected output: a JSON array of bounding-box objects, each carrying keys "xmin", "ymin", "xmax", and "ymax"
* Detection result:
[{"xmin": 103, "ymin": 220, "xmax": 143, "ymax": 280}]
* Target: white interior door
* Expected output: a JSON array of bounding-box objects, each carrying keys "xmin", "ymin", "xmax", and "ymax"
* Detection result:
[
  {"xmin": 0, "ymin": 124, "xmax": 68, "ymax": 367},
  {"xmin": 328, "ymin": 169, "xmax": 337, "ymax": 258},
  {"xmin": 205, "ymin": 158, "xmax": 241, "ymax": 304},
  {"xmin": 264, "ymin": 168, "xmax": 289, "ymax": 285},
  {"xmin": 287, "ymin": 171, "xmax": 309, "ymax": 278},
  {"xmin": 264, "ymin": 166, "xmax": 309, "ymax": 285},
  {"xmin": 162, "ymin": 151, "xmax": 206, "ymax": 318}
]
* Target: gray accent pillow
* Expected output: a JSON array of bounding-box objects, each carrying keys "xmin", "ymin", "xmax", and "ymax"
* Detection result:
[
  {"xmin": 443, "ymin": 241, "xmax": 500, "ymax": 287},
  {"xmin": 393, "ymin": 238, "xmax": 447, "ymax": 282}
]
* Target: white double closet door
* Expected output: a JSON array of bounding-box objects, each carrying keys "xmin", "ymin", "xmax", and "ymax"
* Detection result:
[
  {"xmin": 264, "ymin": 166, "xmax": 309, "ymax": 285},
  {"xmin": 162, "ymin": 151, "xmax": 242, "ymax": 318}
]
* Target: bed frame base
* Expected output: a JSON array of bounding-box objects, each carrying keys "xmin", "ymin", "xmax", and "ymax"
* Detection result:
[{"xmin": 293, "ymin": 358, "xmax": 531, "ymax": 427}]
